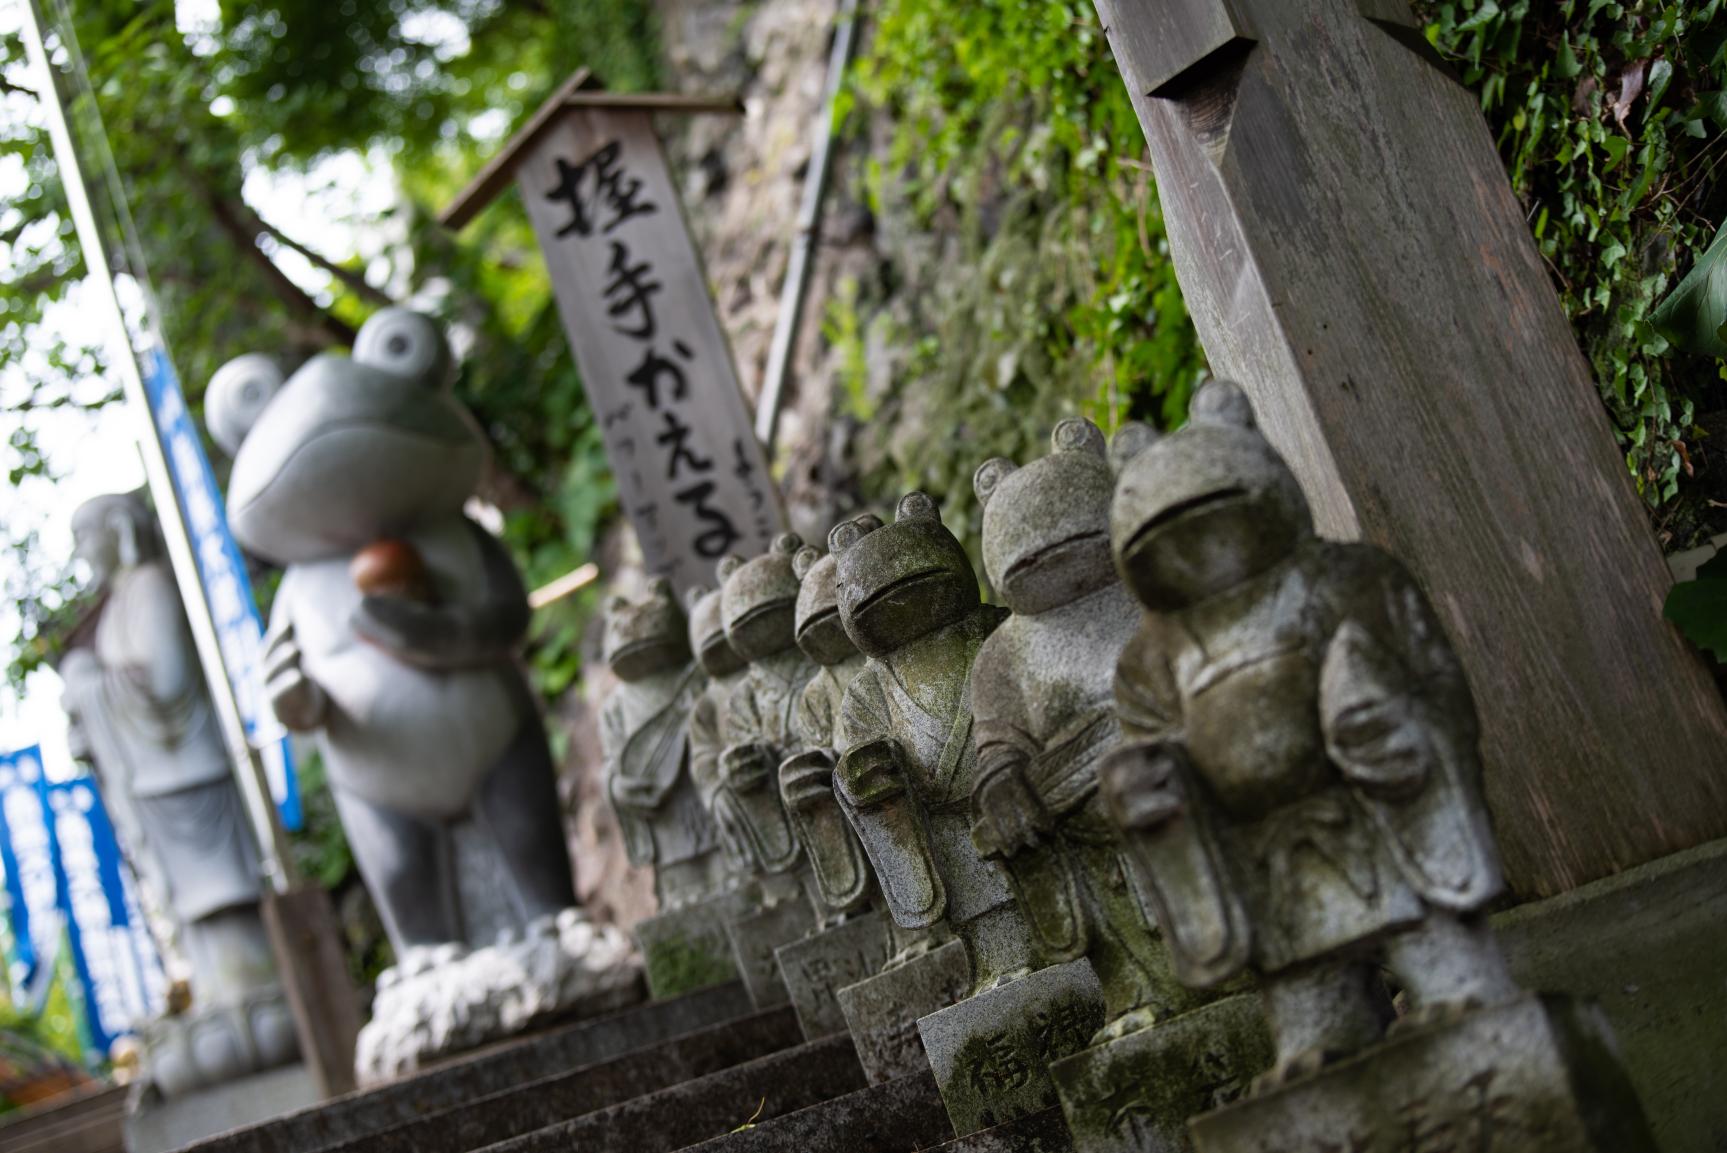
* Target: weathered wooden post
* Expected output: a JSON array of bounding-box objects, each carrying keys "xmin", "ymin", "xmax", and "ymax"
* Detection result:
[
  {"xmin": 1095, "ymin": 0, "xmax": 1727, "ymax": 898},
  {"xmin": 442, "ymin": 71, "xmax": 783, "ymax": 592},
  {"xmin": 1096, "ymin": 2, "xmax": 1727, "ymax": 1145}
]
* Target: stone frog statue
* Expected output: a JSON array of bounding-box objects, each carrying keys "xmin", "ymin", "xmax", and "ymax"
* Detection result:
[
  {"xmin": 969, "ymin": 418, "xmax": 1205, "ymax": 1044},
  {"xmin": 599, "ymin": 577, "xmax": 730, "ymax": 913},
  {"xmin": 715, "ymin": 535, "xmax": 822, "ymax": 910},
  {"xmin": 777, "ymin": 528, "xmax": 877, "ymax": 926},
  {"xmin": 1101, "ymin": 380, "xmax": 1517, "ymax": 1088},
  {"xmin": 207, "ymin": 309, "xmax": 633, "ymax": 1074},
  {"xmin": 833, "ymin": 492, "xmax": 1031, "ymax": 993},
  {"xmin": 58, "ymin": 493, "xmax": 297, "ymax": 1097},
  {"xmin": 686, "ymin": 580, "xmax": 754, "ymax": 884}
]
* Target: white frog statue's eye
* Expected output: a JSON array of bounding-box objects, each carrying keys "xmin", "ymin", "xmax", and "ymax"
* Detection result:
[
  {"xmin": 353, "ymin": 308, "xmax": 453, "ymax": 386},
  {"xmin": 205, "ymin": 354, "xmax": 286, "ymax": 458}
]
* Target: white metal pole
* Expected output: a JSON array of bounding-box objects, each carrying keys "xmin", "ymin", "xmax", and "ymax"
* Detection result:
[{"xmin": 20, "ymin": 0, "xmax": 295, "ymax": 893}]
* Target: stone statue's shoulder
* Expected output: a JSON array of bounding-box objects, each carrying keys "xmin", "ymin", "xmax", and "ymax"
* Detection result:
[{"xmin": 1113, "ymin": 610, "xmax": 1184, "ymax": 738}]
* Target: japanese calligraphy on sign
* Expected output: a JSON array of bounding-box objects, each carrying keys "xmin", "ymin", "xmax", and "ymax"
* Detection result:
[{"xmin": 517, "ymin": 108, "xmax": 781, "ymax": 590}]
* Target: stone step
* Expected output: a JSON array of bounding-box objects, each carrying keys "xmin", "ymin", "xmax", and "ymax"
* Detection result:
[
  {"xmin": 326, "ymin": 1006, "xmax": 803, "ymax": 1153},
  {"xmin": 673, "ymin": 1071, "xmax": 953, "ymax": 1152},
  {"xmin": 0, "ymin": 1084, "xmax": 128, "ymax": 1153},
  {"xmin": 476, "ymin": 1034, "xmax": 867, "ymax": 1153},
  {"xmin": 938, "ymin": 1108, "xmax": 1075, "ymax": 1152},
  {"xmin": 185, "ymin": 981, "xmax": 754, "ymax": 1153}
]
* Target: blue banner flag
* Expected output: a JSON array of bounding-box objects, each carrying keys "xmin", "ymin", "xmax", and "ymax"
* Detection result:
[
  {"xmin": 138, "ymin": 346, "xmax": 301, "ymax": 831},
  {"xmin": 0, "ymin": 747, "xmax": 62, "ymax": 1001},
  {"xmin": 44, "ymin": 777, "xmax": 162, "ymax": 1057}
]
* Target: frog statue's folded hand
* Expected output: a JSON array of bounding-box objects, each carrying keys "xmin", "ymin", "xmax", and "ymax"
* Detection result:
[{"xmin": 1102, "ymin": 380, "xmax": 1517, "ymax": 1088}]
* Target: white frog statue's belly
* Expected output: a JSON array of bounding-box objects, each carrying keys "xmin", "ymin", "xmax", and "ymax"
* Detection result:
[{"xmin": 284, "ymin": 525, "xmax": 526, "ymax": 820}]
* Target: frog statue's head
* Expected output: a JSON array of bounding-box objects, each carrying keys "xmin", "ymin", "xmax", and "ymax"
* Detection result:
[
  {"xmin": 602, "ymin": 577, "xmax": 691, "ymax": 682},
  {"xmin": 974, "ymin": 418, "xmax": 1155, "ymax": 615},
  {"xmin": 1110, "ymin": 380, "xmax": 1313, "ymax": 612},
  {"xmin": 834, "ymin": 492, "xmax": 978, "ymax": 659},
  {"xmin": 719, "ymin": 533, "xmax": 804, "ymax": 663},
  {"xmin": 688, "ymin": 577, "xmax": 746, "ymax": 679},
  {"xmin": 792, "ymin": 516, "xmax": 882, "ymax": 667},
  {"xmin": 206, "ymin": 309, "xmax": 485, "ymax": 566}
]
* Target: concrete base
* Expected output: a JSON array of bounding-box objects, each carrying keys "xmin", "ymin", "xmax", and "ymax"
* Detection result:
[
  {"xmin": 125, "ymin": 1064, "xmax": 319, "ymax": 1153},
  {"xmin": 636, "ymin": 900, "xmax": 747, "ymax": 1000},
  {"xmin": 918, "ymin": 959, "xmax": 1104, "ymax": 1136},
  {"xmin": 723, "ymin": 897, "xmax": 815, "ymax": 1009},
  {"xmin": 775, "ymin": 912, "xmax": 892, "ymax": 1040},
  {"xmin": 1049, "ymin": 994, "xmax": 1271, "ymax": 1153},
  {"xmin": 186, "ymin": 981, "xmax": 754, "ymax": 1153},
  {"xmin": 837, "ymin": 939, "xmax": 970, "ymax": 1084},
  {"xmin": 1494, "ymin": 835, "xmax": 1727, "ymax": 1153},
  {"xmin": 1189, "ymin": 995, "xmax": 1655, "ymax": 1153}
]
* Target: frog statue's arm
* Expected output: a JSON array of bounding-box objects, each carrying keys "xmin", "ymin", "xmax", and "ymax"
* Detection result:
[
  {"xmin": 967, "ymin": 642, "xmax": 1052, "ymax": 862},
  {"xmin": 263, "ymin": 582, "xmax": 327, "ymax": 733},
  {"xmin": 1101, "ymin": 618, "xmax": 1252, "ymax": 988},
  {"xmin": 350, "ymin": 520, "xmax": 530, "ymax": 671},
  {"xmin": 834, "ymin": 668, "xmax": 947, "ymax": 930},
  {"xmin": 1317, "ymin": 547, "xmax": 1503, "ymax": 913}
]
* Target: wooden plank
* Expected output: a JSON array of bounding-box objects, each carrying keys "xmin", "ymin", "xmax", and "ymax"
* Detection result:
[
  {"xmin": 440, "ymin": 68, "xmax": 594, "ymax": 231},
  {"xmin": 1096, "ymin": 0, "xmax": 1727, "ymax": 898},
  {"xmin": 439, "ymin": 75, "xmax": 742, "ymax": 232},
  {"xmin": 262, "ymin": 885, "xmax": 362, "ymax": 1098}
]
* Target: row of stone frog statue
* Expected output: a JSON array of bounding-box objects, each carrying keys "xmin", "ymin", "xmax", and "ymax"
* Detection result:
[{"xmin": 602, "ymin": 378, "xmax": 1522, "ymax": 1090}]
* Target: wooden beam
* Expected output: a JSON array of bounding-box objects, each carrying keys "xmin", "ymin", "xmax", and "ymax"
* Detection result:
[{"xmin": 439, "ymin": 71, "xmax": 744, "ymax": 232}]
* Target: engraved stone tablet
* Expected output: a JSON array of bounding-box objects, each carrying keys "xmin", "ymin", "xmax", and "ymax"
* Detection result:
[
  {"xmin": 1188, "ymin": 995, "xmax": 1655, "ymax": 1153},
  {"xmin": 724, "ymin": 895, "xmax": 816, "ymax": 1009},
  {"xmin": 918, "ymin": 960, "xmax": 1106, "ymax": 1136},
  {"xmin": 838, "ymin": 939, "xmax": 970, "ymax": 1084},
  {"xmin": 775, "ymin": 911, "xmax": 892, "ymax": 1041},
  {"xmin": 1050, "ymin": 994, "xmax": 1271, "ymax": 1153},
  {"xmin": 635, "ymin": 895, "xmax": 748, "ymax": 1000}
]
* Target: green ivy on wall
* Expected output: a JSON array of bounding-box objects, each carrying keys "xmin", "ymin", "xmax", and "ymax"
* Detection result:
[{"xmin": 836, "ymin": 0, "xmax": 1208, "ymax": 547}]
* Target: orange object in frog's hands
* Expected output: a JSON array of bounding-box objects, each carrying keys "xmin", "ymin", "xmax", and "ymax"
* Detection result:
[{"xmin": 351, "ymin": 538, "xmax": 437, "ymax": 603}]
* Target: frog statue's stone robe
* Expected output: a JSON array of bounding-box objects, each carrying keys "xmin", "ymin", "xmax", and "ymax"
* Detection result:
[
  {"xmin": 59, "ymin": 493, "xmax": 298, "ymax": 1098},
  {"xmin": 598, "ymin": 578, "xmax": 727, "ymax": 912},
  {"xmin": 832, "ymin": 493, "xmax": 1027, "ymax": 992},
  {"xmin": 685, "ymin": 583, "xmax": 753, "ymax": 887},
  {"xmin": 969, "ymin": 420, "xmax": 1202, "ymax": 1041}
]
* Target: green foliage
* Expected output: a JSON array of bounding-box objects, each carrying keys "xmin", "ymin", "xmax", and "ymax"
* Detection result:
[
  {"xmin": 839, "ymin": 0, "xmax": 1208, "ymax": 547},
  {"xmin": 1420, "ymin": 0, "xmax": 1727, "ymax": 531},
  {"xmin": 1664, "ymin": 548, "xmax": 1727, "ymax": 657}
]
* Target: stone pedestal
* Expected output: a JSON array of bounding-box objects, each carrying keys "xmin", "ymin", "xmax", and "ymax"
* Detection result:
[
  {"xmin": 1049, "ymin": 994, "xmax": 1271, "ymax": 1153},
  {"xmin": 775, "ymin": 911, "xmax": 892, "ymax": 1040},
  {"xmin": 837, "ymin": 939, "xmax": 970, "ymax": 1084},
  {"xmin": 723, "ymin": 896, "xmax": 816, "ymax": 1008},
  {"xmin": 636, "ymin": 897, "xmax": 748, "ymax": 1000},
  {"xmin": 1494, "ymin": 836, "xmax": 1727, "ymax": 1153},
  {"xmin": 918, "ymin": 959, "xmax": 1105, "ymax": 1136},
  {"xmin": 124, "ymin": 1064, "xmax": 321, "ymax": 1153},
  {"xmin": 1189, "ymin": 995, "xmax": 1655, "ymax": 1153}
]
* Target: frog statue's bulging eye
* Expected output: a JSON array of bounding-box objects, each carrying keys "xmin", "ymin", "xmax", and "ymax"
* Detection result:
[
  {"xmin": 354, "ymin": 307, "xmax": 453, "ymax": 387},
  {"xmin": 896, "ymin": 491, "xmax": 939, "ymax": 523},
  {"xmin": 205, "ymin": 353, "xmax": 286, "ymax": 458}
]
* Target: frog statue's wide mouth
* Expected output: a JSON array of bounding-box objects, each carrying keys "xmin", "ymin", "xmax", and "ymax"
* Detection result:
[
  {"xmin": 1002, "ymin": 529, "xmax": 1109, "ymax": 587},
  {"xmin": 1122, "ymin": 487, "xmax": 1251, "ymax": 564},
  {"xmin": 733, "ymin": 597, "xmax": 796, "ymax": 632},
  {"xmin": 795, "ymin": 604, "xmax": 841, "ymax": 642},
  {"xmin": 854, "ymin": 567, "xmax": 951, "ymax": 617}
]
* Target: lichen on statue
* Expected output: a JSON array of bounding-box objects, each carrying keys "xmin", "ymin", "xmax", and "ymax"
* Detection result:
[
  {"xmin": 58, "ymin": 492, "xmax": 298, "ymax": 1097},
  {"xmin": 713, "ymin": 535, "xmax": 824, "ymax": 914},
  {"xmin": 968, "ymin": 418, "xmax": 1207, "ymax": 1046},
  {"xmin": 206, "ymin": 309, "xmax": 635, "ymax": 1080},
  {"xmin": 599, "ymin": 577, "xmax": 731, "ymax": 913},
  {"xmin": 831, "ymin": 492, "xmax": 1029, "ymax": 994},
  {"xmin": 1102, "ymin": 379, "xmax": 1518, "ymax": 1090}
]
